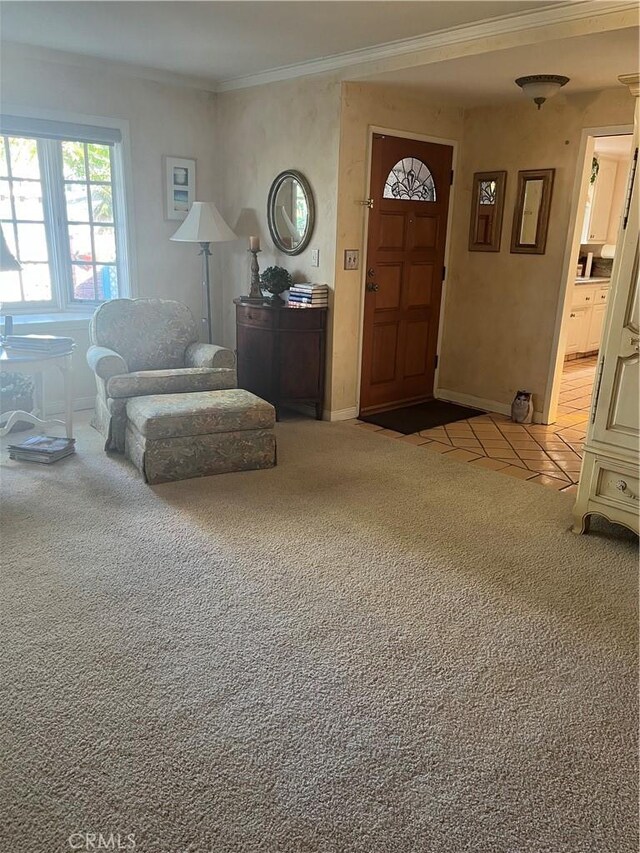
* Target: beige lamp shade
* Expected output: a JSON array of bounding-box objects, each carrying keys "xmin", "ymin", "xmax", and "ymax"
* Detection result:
[
  {"xmin": 170, "ymin": 201, "xmax": 237, "ymax": 243},
  {"xmin": 0, "ymin": 226, "xmax": 21, "ymax": 271}
]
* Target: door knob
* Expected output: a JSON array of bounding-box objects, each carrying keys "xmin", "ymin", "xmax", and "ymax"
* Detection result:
[{"xmin": 366, "ymin": 282, "xmax": 379, "ymax": 292}]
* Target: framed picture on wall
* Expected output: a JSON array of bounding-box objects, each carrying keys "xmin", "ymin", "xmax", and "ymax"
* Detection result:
[
  {"xmin": 164, "ymin": 156, "xmax": 196, "ymax": 220},
  {"xmin": 468, "ymin": 171, "xmax": 507, "ymax": 252}
]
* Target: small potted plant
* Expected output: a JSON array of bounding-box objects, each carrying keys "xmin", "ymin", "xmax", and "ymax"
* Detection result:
[
  {"xmin": 0, "ymin": 371, "xmax": 34, "ymax": 432},
  {"xmin": 260, "ymin": 266, "xmax": 292, "ymax": 306}
]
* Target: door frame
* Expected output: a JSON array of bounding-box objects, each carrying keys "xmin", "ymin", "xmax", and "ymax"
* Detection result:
[
  {"xmin": 355, "ymin": 125, "xmax": 459, "ymax": 414},
  {"xmin": 542, "ymin": 122, "xmax": 633, "ymax": 424}
]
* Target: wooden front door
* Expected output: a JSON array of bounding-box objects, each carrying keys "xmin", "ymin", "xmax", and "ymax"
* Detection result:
[{"xmin": 359, "ymin": 134, "xmax": 453, "ymax": 415}]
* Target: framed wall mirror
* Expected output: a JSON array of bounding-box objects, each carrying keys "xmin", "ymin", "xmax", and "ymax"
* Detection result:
[
  {"xmin": 267, "ymin": 170, "xmax": 315, "ymax": 255},
  {"xmin": 468, "ymin": 171, "xmax": 507, "ymax": 252},
  {"xmin": 510, "ymin": 168, "xmax": 555, "ymax": 254}
]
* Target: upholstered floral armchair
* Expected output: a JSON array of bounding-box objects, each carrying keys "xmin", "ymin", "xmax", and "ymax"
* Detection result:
[{"xmin": 87, "ymin": 298, "xmax": 236, "ymax": 451}]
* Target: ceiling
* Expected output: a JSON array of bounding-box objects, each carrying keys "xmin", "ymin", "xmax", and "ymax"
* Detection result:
[
  {"xmin": 594, "ymin": 134, "xmax": 634, "ymax": 156},
  {"xmin": 0, "ymin": 0, "xmax": 562, "ymax": 84},
  {"xmin": 1, "ymin": 0, "xmax": 636, "ymax": 104},
  {"xmin": 360, "ymin": 27, "xmax": 640, "ymax": 105}
]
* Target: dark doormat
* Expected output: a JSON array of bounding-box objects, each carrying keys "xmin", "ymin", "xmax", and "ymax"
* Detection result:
[{"xmin": 360, "ymin": 399, "xmax": 485, "ymax": 435}]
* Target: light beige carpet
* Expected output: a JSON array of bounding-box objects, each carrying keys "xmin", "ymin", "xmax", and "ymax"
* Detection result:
[{"xmin": 1, "ymin": 415, "xmax": 637, "ymax": 853}]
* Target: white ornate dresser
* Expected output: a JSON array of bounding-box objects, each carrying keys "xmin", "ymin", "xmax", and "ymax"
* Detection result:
[{"xmin": 573, "ymin": 74, "xmax": 639, "ymax": 535}]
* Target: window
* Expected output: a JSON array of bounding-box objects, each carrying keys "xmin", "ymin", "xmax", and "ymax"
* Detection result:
[
  {"xmin": 0, "ymin": 116, "xmax": 130, "ymax": 312},
  {"xmin": 383, "ymin": 157, "xmax": 436, "ymax": 202}
]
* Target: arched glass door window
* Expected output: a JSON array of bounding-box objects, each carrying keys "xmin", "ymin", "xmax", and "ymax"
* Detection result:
[{"xmin": 383, "ymin": 158, "xmax": 436, "ymax": 202}]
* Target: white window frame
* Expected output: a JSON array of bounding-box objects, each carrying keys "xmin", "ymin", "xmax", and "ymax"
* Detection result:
[{"xmin": 0, "ymin": 107, "xmax": 136, "ymax": 315}]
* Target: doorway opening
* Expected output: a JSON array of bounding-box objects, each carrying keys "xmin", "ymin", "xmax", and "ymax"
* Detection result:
[{"xmin": 545, "ymin": 127, "xmax": 633, "ymax": 425}]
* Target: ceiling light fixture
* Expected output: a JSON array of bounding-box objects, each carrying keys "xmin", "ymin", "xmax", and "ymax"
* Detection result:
[{"xmin": 515, "ymin": 74, "xmax": 570, "ymax": 109}]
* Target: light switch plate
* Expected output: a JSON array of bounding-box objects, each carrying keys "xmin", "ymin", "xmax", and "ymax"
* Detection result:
[
  {"xmin": 344, "ymin": 249, "xmax": 359, "ymax": 270},
  {"xmin": 311, "ymin": 248, "xmax": 319, "ymax": 267}
]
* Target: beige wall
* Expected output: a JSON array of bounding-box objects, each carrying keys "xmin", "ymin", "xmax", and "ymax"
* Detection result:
[
  {"xmin": 208, "ymin": 78, "xmax": 634, "ymax": 421},
  {"xmin": 330, "ymin": 82, "xmax": 464, "ymax": 414},
  {"xmin": 214, "ymin": 74, "xmax": 342, "ymax": 350},
  {"xmin": 1, "ymin": 45, "xmax": 218, "ymax": 408},
  {"xmin": 438, "ymin": 87, "xmax": 635, "ymax": 415},
  {"xmin": 2, "ymin": 43, "xmax": 634, "ymax": 423},
  {"xmin": 214, "ymin": 78, "xmax": 465, "ymax": 418}
]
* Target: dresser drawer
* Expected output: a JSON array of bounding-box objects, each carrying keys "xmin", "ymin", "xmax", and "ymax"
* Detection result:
[
  {"xmin": 236, "ymin": 304, "xmax": 275, "ymax": 329},
  {"xmin": 595, "ymin": 463, "xmax": 639, "ymax": 511},
  {"xmin": 596, "ymin": 287, "xmax": 609, "ymax": 305}
]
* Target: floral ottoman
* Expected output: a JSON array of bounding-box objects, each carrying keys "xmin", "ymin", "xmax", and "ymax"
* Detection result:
[{"xmin": 124, "ymin": 389, "xmax": 276, "ymax": 484}]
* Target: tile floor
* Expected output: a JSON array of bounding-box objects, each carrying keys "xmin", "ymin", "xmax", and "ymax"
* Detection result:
[{"xmin": 353, "ymin": 357, "xmax": 598, "ymax": 493}]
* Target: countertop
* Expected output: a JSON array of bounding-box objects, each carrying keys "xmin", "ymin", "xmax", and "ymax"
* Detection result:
[{"xmin": 575, "ymin": 277, "xmax": 611, "ymax": 285}]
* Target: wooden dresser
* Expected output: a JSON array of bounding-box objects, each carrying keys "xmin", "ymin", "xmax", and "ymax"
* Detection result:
[{"xmin": 234, "ymin": 300, "xmax": 327, "ymax": 419}]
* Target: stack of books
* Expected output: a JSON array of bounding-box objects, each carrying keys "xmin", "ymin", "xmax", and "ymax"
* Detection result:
[
  {"xmin": 4, "ymin": 334, "xmax": 74, "ymax": 355},
  {"xmin": 288, "ymin": 283, "xmax": 329, "ymax": 309},
  {"xmin": 8, "ymin": 434, "xmax": 76, "ymax": 464}
]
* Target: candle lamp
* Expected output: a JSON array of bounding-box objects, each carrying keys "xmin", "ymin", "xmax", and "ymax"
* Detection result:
[{"xmin": 243, "ymin": 237, "xmax": 266, "ymax": 303}]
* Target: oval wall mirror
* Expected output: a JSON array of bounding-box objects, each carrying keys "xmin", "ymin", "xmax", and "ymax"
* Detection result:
[{"xmin": 267, "ymin": 170, "xmax": 315, "ymax": 255}]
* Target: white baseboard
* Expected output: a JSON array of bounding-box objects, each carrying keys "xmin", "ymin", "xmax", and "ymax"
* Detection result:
[
  {"xmin": 436, "ymin": 387, "xmax": 510, "ymax": 416},
  {"xmin": 277, "ymin": 402, "xmax": 357, "ymax": 422},
  {"xmin": 44, "ymin": 394, "xmax": 548, "ymax": 425},
  {"xmin": 325, "ymin": 406, "xmax": 359, "ymax": 422},
  {"xmin": 436, "ymin": 388, "xmax": 545, "ymax": 424}
]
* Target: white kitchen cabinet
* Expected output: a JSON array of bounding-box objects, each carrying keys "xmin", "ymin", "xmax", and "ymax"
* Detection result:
[
  {"xmin": 565, "ymin": 306, "xmax": 590, "ymax": 355},
  {"xmin": 581, "ymin": 156, "xmax": 618, "ymax": 242},
  {"xmin": 573, "ymin": 74, "xmax": 639, "ymax": 536},
  {"xmin": 585, "ymin": 303, "xmax": 607, "ymax": 351},
  {"xmin": 565, "ymin": 282, "xmax": 610, "ymax": 356}
]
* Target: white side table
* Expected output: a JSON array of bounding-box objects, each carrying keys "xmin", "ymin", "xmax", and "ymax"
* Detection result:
[{"xmin": 0, "ymin": 348, "xmax": 74, "ymax": 439}]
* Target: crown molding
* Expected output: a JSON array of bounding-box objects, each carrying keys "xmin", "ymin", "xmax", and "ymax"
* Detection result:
[
  {"xmin": 217, "ymin": 1, "xmax": 638, "ymax": 93},
  {"xmin": 3, "ymin": 2, "xmax": 637, "ymax": 97},
  {"xmin": 618, "ymin": 73, "xmax": 640, "ymax": 96}
]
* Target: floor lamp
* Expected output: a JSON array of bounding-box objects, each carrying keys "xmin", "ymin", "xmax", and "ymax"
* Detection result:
[
  {"xmin": 1, "ymin": 225, "xmax": 22, "ymax": 340},
  {"xmin": 170, "ymin": 201, "xmax": 236, "ymax": 344}
]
